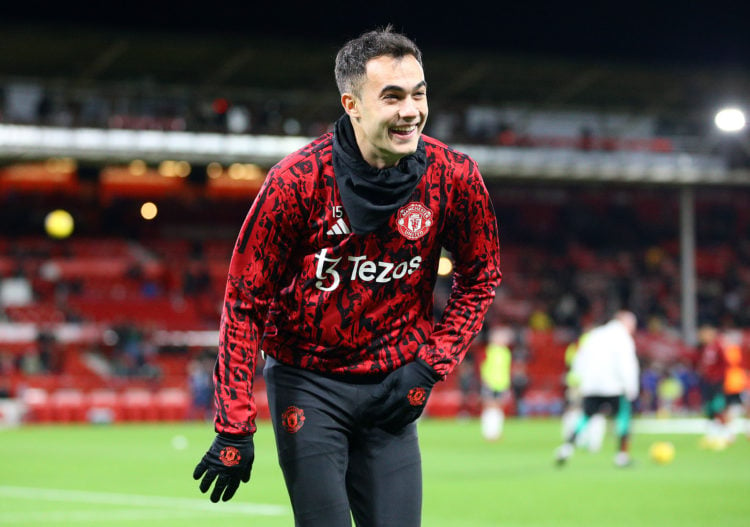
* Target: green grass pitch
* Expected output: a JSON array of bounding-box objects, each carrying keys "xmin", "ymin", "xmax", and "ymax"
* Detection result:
[{"xmin": 1, "ymin": 418, "xmax": 749, "ymax": 526}]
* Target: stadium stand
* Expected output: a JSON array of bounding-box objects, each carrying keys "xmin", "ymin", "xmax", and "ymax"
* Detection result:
[
  {"xmin": 2, "ymin": 182, "xmax": 749, "ymax": 423},
  {"xmin": 1, "ymin": 28, "xmax": 749, "ymax": 424}
]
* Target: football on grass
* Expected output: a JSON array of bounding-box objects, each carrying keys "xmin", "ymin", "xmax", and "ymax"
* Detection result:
[{"xmin": 649, "ymin": 441, "xmax": 676, "ymax": 465}]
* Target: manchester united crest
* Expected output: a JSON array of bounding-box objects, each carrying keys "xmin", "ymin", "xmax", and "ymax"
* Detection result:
[
  {"xmin": 407, "ymin": 387, "xmax": 427, "ymax": 407},
  {"xmin": 397, "ymin": 202, "xmax": 433, "ymax": 240},
  {"xmin": 281, "ymin": 406, "xmax": 306, "ymax": 434},
  {"xmin": 219, "ymin": 446, "xmax": 242, "ymax": 467}
]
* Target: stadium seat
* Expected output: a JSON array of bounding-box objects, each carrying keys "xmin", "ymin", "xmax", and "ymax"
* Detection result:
[
  {"xmin": 20, "ymin": 387, "xmax": 52, "ymax": 422},
  {"xmin": 425, "ymin": 389, "xmax": 463, "ymax": 418},
  {"xmin": 50, "ymin": 388, "xmax": 86, "ymax": 422},
  {"xmin": 121, "ymin": 388, "xmax": 158, "ymax": 421},
  {"xmin": 154, "ymin": 387, "xmax": 190, "ymax": 421},
  {"xmin": 255, "ymin": 389, "xmax": 270, "ymax": 420},
  {"xmin": 86, "ymin": 389, "xmax": 120, "ymax": 423}
]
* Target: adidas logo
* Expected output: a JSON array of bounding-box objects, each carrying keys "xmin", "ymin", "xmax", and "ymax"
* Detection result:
[{"xmin": 326, "ymin": 218, "xmax": 351, "ymax": 235}]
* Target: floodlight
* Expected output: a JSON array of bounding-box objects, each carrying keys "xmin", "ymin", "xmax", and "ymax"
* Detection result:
[{"xmin": 714, "ymin": 107, "xmax": 746, "ymax": 133}]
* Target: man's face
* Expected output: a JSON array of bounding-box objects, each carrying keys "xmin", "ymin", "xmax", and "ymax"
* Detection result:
[{"xmin": 343, "ymin": 54, "xmax": 428, "ymax": 168}]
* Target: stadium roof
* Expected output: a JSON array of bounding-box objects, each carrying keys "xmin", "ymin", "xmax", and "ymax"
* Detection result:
[
  {"xmin": 1, "ymin": 19, "xmax": 748, "ymax": 127},
  {"xmin": 2, "ymin": 9, "xmax": 749, "ymax": 185}
]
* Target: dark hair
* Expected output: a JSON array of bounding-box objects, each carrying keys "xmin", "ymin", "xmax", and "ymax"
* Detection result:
[{"xmin": 334, "ymin": 25, "xmax": 423, "ymax": 96}]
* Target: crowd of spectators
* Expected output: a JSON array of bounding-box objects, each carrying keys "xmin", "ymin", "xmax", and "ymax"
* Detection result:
[
  {"xmin": 4, "ymin": 186, "xmax": 750, "ymax": 344},
  {"xmin": 2, "ymin": 146, "xmax": 750, "ymax": 420},
  {"xmin": 1, "ymin": 79, "xmax": 698, "ymax": 155},
  {"xmin": 2, "ymin": 33, "xmax": 748, "ymax": 423},
  {"xmin": 480, "ymin": 185, "xmax": 750, "ymax": 332}
]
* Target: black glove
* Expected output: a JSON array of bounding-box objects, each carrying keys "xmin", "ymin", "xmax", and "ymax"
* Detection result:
[
  {"xmin": 193, "ymin": 433, "xmax": 254, "ymax": 502},
  {"xmin": 367, "ymin": 358, "xmax": 441, "ymax": 433}
]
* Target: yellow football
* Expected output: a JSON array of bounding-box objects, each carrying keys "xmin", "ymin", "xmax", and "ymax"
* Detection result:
[{"xmin": 649, "ymin": 441, "xmax": 676, "ymax": 464}]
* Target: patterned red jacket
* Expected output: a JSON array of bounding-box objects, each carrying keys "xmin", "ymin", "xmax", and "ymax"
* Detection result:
[
  {"xmin": 214, "ymin": 132, "xmax": 502, "ymax": 434},
  {"xmin": 696, "ymin": 339, "xmax": 728, "ymax": 385}
]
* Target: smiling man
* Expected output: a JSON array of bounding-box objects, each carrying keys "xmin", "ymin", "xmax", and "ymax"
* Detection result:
[
  {"xmin": 194, "ymin": 26, "xmax": 502, "ymax": 527},
  {"xmin": 342, "ymin": 54, "xmax": 427, "ymax": 168}
]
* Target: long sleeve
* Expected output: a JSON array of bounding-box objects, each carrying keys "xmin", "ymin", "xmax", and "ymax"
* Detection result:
[
  {"xmin": 573, "ymin": 321, "xmax": 639, "ymax": 398},
  {"xmin": 417, "ymin": 159, "xmax": 502, "ymax": 377},
  {"xmin": 213, "ymin": 134, "xmax": 501, "ymax": 405},
  {"xmin": 214, "ymin": 167, "xmax": 303, "ymax": 435}
]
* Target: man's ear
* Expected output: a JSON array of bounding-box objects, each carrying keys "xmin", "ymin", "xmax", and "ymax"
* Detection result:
[{"xmin": 341, "ymin": 93, "xmax": 359, "ymax": 118}]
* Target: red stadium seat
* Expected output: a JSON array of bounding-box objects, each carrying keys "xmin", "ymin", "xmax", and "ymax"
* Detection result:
[
  {"xmin": 20, "ymin": 387, "xmax": 52, "ymax": 422},
  {"xmin": 425, "ymin": 389, "xmax": 463, "ymax": 418},
  {"xmin": 121, "ymin": 388, "xmax": 158, "ymax": 421},
  {"xmin": 255, "ymin": 389, "xmax": 270, "ymax": 420},
  {"xmin": 50, "ymin": 388, "xmax": 86, "ymax": 422},
  {"xmin": 155, "ymin": 387, "xmax": 190, "ymax": 421},
  {"xmin": 86, "ymin": 389, "xmax": 120, "ymax": 422}
]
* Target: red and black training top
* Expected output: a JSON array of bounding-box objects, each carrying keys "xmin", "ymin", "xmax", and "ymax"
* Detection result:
[
  {"xmin": 696, "ymin": 340, "xmax": 728, "ymax": 385},
  {"xmin": 214, "ymin": 132, "xmax": 502, "ymax": 435}
]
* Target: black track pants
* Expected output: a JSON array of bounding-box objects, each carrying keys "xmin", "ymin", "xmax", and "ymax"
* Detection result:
[{"xmin": 264, "ymin": 357, "xmax": 422, "ymax": 527}]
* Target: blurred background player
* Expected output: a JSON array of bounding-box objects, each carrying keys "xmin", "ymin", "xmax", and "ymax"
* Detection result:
[
  {"xmin": 695, "ymin": 324, "xmax": 731, "ymax": 449},
  {"xmin": 479, "ymin": 327, "xmax": 512, "ymax": 441},
  {"xmin": 555, "ymin": 310, "xmax": 639, "ymax": 467},
  {"xmin": 722, "ymin": 335, "xmax": 749, "ymax": 440},
  {"xmin": 695, "ymin": 324, "xmax": 732, "ymax": 448},
  {"xmin": 560, "ymin": 326, "xmax": 606, "ymax": 452}
]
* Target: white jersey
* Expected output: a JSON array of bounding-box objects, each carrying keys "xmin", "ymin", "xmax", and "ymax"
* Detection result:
[{"xmin": 572, "ymin": 320, "xmax": 639, "ymax": 400}]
